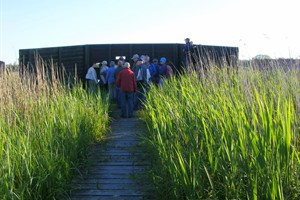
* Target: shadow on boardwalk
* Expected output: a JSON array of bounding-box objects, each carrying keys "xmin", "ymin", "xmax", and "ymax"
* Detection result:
[{"xmin": 70, "ymin": 111, "xmax": 154, "ymax": 200}]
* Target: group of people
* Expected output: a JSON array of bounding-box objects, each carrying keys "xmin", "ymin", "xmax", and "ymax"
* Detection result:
[
  {"xmin": 85, "ymin": 54, "xmax": 174, "ymax": 118},
  {"xmin": 85, "ymin": 38, "xmax": 195, "ymax": 117}
]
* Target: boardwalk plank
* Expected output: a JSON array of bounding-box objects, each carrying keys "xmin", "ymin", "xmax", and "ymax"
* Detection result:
[
  {"xmin": 73, "ymin": 179, "xmax": 137, "ymax": 184},
  {"xmin": 73, "ymin": 189, "xmax": 144, "ymax": 196},
  {"xmin": 94, "ymin": 154, "xmax": 142, "ymax": 160},
  {"xmin": 70, "ymin": 114, "xmax": 153, "ymax": 199},
  {"xmin": 72, "ymin": 197, "xmax": 145, "ymax": 200},
  {"xmin": 73, "ymin": 183, "xmax": 152, "ymax": 190},
  {"xmin": 91, "ymin": 162, "xmax": 149, "ymax": 166}
]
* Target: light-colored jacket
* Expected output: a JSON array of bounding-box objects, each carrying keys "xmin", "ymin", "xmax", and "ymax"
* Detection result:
[{"xmin": 85, "ymin": 66, "xmax": 98, "ymax": 83}]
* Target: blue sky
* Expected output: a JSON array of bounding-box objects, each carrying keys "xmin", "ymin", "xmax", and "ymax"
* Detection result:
[{"xmin": 1, "ymin": 0, "xmax": 300, "ymax": 64}]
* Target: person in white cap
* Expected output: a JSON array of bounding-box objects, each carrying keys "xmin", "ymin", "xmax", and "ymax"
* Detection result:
[
  {"xmin": 85, "ymin": 63, "xmax": 99, "ymax": 93},
  {"xmin": 100, "ymin": 60, "xmax": 109, "ymax": 88},
  {"xmin": 131, "ymin": 54, "xmax": 139, "ymax": 72},
  {"xmin": 133, "ymin": 58, "xmax": 150, "ymax": 109}
]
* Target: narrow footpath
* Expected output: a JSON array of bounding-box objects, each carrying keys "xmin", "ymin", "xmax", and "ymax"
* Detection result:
[{"xmin": 70, "ymin": 115, "xmax": 154, "ymax": 200}]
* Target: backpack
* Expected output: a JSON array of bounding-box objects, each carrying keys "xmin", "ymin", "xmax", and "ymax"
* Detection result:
[
  {"xmin": 136, "ymin": 65, "xmax": 150, "ymax": 84},
  {"xmin": 166, "ymin": 65, "xmax": 174, "ymax": 78}
]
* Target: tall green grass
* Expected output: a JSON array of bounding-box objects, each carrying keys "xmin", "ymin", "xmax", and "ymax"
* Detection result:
[
  {"xmin": 0, "ymin": 60, "xmax": 109, "ymax": 199},
  {"xmin": 141, "ymin": 66, "xmax": 300, "ymax": 199}
]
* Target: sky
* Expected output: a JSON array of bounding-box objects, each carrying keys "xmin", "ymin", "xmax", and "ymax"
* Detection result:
[{"xmin": 0, "ymin": 0, "xmax": 299, "ymax": 64}]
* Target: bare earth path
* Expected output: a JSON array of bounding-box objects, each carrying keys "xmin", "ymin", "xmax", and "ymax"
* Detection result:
[{"xmin": 70, "ymin": 116, "xmax": 154, "ymax": 200}]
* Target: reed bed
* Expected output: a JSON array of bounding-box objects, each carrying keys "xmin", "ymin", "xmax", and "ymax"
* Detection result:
[
  {"xmin": 141, "ymin": 66, "xmax": 300, "ymax": 199},
  {"xmin": 0, "ymin": 59, "xmax": 109, "ymax": 199}
]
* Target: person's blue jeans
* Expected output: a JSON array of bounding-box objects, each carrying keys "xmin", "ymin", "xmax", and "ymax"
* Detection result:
[
  {"xmin": 119, "ymin": 90, "xmax": 134, "ymax": 118},
  {"xmin": 116, "ymin": 86, "xmax": 121, "ymax": 108},
  {"xmin": 108, "ymin": 82, "xmax": 116, "ymax": 101}
]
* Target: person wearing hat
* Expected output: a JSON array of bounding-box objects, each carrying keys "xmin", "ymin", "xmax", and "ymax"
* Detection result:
[
  {"xmin": 134, "ymin": 57, "xmax": 150, "ymax": 109},
  {"xmin": 99, "ymin": 60, "xmax": 109, "ymax": 89},
  {"xmin": 106, "ymin": 61, "xmax": 117, "ymax": 101},
  {"xmin": 131, "ymin": 54, "xmax": 139, "ymax": 61},
  {"xmin": 183, "ymin": 38, "xmax": 194, "ymax": 69},
  {"xmin": 158, "ymin": 57, "xmax": 173, "ymax": 87},
  {"xmin": 116, "ymin": 62, "xmax": 137, "ymax": 118},
  {"xmin": 118, "ymin": 56, "xmax": 126, "ymax": 65},
  {"xmin": 143, "ymin": 55, "xmax": 156, "ymax": 81},
  {"xmin": 131, "ymin": 54, "xmax": 139, "ymax": 72},
  {"xmin": 149, "ymin": 58, "xmax": 160, "ymax": 85},
  {"xmin": 85, "ymin": 63, "xmax": 99, "ymax": 93}
]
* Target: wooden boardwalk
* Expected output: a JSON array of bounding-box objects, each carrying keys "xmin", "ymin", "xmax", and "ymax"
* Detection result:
[{"xmin": 70, "ymin": 116, "xmax": 154, "ymax": 200}]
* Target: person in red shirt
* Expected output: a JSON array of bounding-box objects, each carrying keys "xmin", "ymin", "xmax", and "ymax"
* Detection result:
[{"xmin": 116, "ymin": 62, "xmax": 137, "ymax": 118}]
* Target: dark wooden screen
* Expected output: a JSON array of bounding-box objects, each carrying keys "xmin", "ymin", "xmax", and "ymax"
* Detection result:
[{"xmin": 19, "ymin": 43, "xmax": 238, "ymax": 79}]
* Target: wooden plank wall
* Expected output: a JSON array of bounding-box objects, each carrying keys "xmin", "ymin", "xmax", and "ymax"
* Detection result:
[
  {"xmin": 19, "ymin": 44, "xmax": 239, "ymax": 80},
  {"xmin": 0, "ymin": 61, "xmax": 5, "ymax": 72}
]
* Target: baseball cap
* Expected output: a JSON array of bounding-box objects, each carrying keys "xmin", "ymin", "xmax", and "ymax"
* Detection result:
[
  {"xmin": 131, "ymin": 54, "xmax": 139, "ymax": 60},
  {"xmin": 160, "ymin": 57, "xmax": 166, "ymax": 62}
]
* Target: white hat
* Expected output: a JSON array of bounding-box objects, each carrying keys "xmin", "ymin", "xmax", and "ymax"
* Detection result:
[
  {"xmin": 101, "ymin": 60, "xmax": 108, "ymax": 65},
  {"xmin": 93, "ymin": 63, "xmax": 100, "ymax": 68},
  {"xmin": 131, "ymin": 54, "xmax": 139, "ymax": 60}
]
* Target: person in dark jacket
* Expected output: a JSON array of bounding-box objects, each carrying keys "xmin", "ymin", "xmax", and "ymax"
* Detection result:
[
  {"xmin": 131, "ymin": 54, "xmax": 139, "ymax": 72},
  {"xmin": 114, "ymin": 59, "xmax": 124, "ymax": 107},
  {"xmin": 149, "ymin": 58, "xmax": 160, "ymax": 85},
  {"xmin": 106, "ymin": 61, "xmax": 117, "ymax": 101},
  {"xmin": 133, "ymin": 58, "xmax": 150, "ymax": 109},
  {"xmin": 116, "ymin": 62, "xmax": 137, "ymax": 118},
  {"xmin": 158, "ymin": 57, "xmax": 174, "ymax": 87},
  {"xmin": 183, "ymin": 38, "xmax": 194, "ymax": 69}
]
